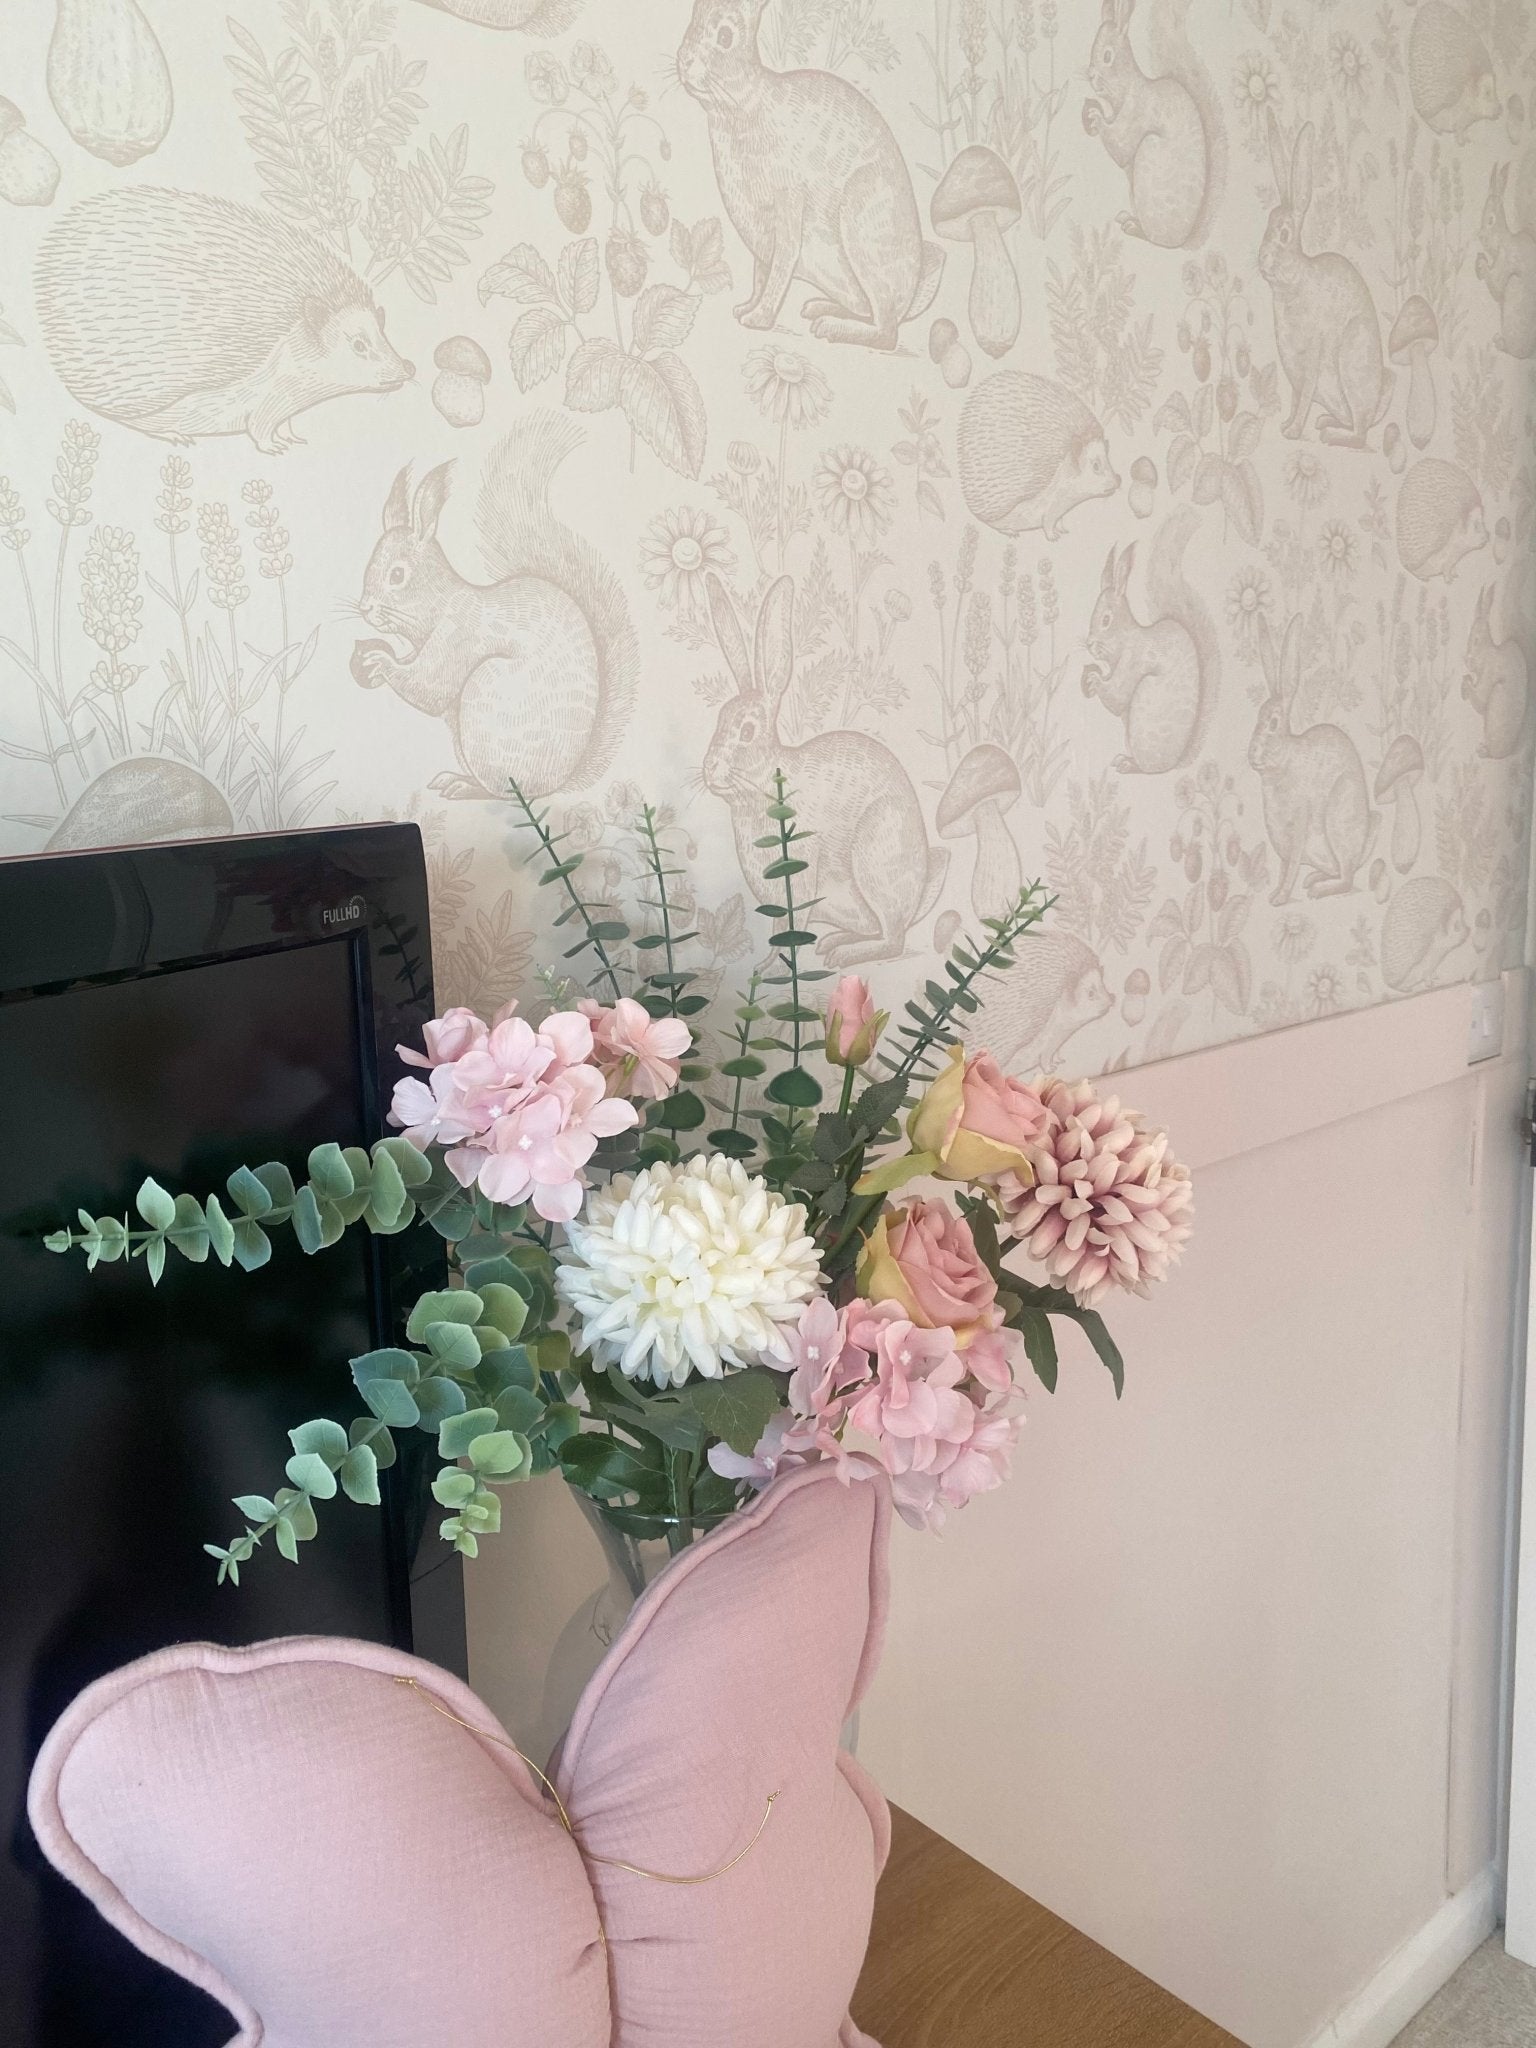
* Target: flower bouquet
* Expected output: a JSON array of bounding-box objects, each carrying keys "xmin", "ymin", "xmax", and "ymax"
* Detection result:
[{"xmin": 44, "ymin": 775, "xmax": 1191, "ymax": 1581}]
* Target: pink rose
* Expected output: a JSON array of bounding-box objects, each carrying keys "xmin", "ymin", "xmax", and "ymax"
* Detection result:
[
  {"xmin": 855, "ymin": 1199, "xmax": 1001, "ymax": 1348},
  {"xmin": 824, "ymin": 976, "xmax": 886, "ymax": 1066},
  {"xmin": 908, "ymin": 1044, "xmax": 1048, "ymax": 1182}
]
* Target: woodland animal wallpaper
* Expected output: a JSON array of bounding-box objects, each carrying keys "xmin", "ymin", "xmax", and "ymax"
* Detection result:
[{"xmin": 0, "ymin": 0, "xmax": 1532, "ymax": 1077}]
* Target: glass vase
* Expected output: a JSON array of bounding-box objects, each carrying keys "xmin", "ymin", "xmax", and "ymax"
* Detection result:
[
  {"xmin": 539, "ymin": 1492, "xmax": 738, "ymax": 1748},
  {"xmin": 575, "ymin": 1490, "xmax": 737, "ymax": 1641}
]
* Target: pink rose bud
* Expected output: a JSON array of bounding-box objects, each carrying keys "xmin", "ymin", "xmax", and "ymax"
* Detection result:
[
  {"xmin": 855, "ymin": 1199, "xmax": 1001, "ymax": 1348},
  {"xmin": 907, "ymin": 1044, "xmax": 1047, "ymax": 1183},
  {"xmin": 824, "ymin": 975, "xmax": 886, "ymax": 1067}
]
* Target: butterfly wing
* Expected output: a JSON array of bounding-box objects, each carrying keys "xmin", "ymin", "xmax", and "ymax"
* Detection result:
[
  {"xmin": 27, "ymin": 1635, "xmax": 608, "ymax": 2048},
  {"xmin": 559, "ymin": 1463, "xmax": 892, "ymax": 2048}
]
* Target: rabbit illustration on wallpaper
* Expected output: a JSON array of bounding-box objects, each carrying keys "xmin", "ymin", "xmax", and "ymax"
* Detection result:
[
  {"xmin": 1475, "ymin": 163, "xmax": 1536, "ymax": 359},
  {"xmin": 1249, "ymin": 614, "xmax": 1377, "ymax": 906},
  {"xmin": 702, "ymin": 573, "xmax": 947, "ymax": 966},
  {"xmin": 1260, "ymin": 113, "xmax": 1390, "ymax": 449},
  {"xmin": 677, "ymin": 0, "xmax": 942, "ymax": 349},
  {"xmin": 1080, "ymin": 507, "xmax": 1218, "ymax": 774},
  {"xmin": 351, "ymin": 413, "xmax": 637, "ymax": 800},
  {"xmin": 1082, "ymin": 0, "xmax": 1226, "ymax": 249},
  {"xmin": 1462, "ymin": 582, "xmax": 1531, "ymax": 760}
]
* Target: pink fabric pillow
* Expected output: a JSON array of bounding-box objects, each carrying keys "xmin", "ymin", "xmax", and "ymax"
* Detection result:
[{"xmin": 27, "ymin": 1463, "xmax": 891, "ymax": 2048}]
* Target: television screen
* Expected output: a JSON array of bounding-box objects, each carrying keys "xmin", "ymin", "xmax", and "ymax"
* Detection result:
[{"xmin": 0, "ymin": 934, "xmax": 404, "ymax": 2046}]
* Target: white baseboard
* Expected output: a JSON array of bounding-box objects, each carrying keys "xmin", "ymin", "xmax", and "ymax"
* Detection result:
[{"xmin": 1302, "ymin": 1867, "xmax": 1501, "ymax": 2048}]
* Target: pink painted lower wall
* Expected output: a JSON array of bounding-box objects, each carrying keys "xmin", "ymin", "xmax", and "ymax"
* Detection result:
[
  {"xmin": 854, "ymin": 975, "xmax": 1530, "ymax": 2048},
  {"xmin": 465, "ymin": 975, "xmax": 1531, "ymax": 2048}
]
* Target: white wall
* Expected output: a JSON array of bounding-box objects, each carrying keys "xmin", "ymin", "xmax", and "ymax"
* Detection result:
[{"xmin": 469, "ymin": 972, "xmax": 1530, "ymax": 2048}]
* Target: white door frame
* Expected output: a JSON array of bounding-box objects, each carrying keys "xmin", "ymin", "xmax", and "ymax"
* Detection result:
[
  {"xmin": 1500, "ymin": 802, "xmax": 1536, "ymax": 1960},
  {"xmin": 1504, "ymin": 1112, "xmax": 1536, "ymax": 1959}
]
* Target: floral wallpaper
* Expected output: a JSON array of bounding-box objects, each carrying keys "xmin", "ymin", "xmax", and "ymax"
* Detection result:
[{"xmin": 1, "ymin": 0, "xmax": 1532, "ymax": 1076}]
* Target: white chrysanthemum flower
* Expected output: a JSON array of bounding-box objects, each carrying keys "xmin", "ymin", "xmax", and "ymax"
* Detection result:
[{"xmin": 556, "ymin": 1154, "xmax": 823, "ymax": 1389}]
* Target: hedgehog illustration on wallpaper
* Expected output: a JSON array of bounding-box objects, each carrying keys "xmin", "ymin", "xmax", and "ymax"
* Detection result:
[{"xmin": 35, "ymin": 187, "xmax": 414, "ymax": 452}]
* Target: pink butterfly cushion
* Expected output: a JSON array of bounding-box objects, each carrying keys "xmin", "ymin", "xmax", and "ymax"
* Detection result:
[{"xmin": 27, "ymin": 1462, "xmax": 891, "ymax": 2048}]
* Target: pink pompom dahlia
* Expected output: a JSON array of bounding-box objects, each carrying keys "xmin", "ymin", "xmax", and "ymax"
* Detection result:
[{"xmin": 999, "ymin": 1079, "xmax": 1192, "ymax": 1308}]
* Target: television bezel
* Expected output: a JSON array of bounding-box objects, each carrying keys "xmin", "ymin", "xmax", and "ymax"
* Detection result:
[{"xmin": 0, "ymin": 821, "xmax": 464, "ymax": 1674}]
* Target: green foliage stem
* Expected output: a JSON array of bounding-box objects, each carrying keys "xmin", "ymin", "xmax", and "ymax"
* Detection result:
[
  {"xmin": 507, "ymin": 774, "xmax": 627, "ymax": 1004},
  {"xmin": 880, "ymin": 885, "xmax": 1055, "ymax": 1089},
  {"xmin": 44, "ymin": 1136, "xmax": 434, "ymax": 1282}
]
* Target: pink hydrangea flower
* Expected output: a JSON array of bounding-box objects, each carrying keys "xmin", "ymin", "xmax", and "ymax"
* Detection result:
[
  {"xmin": 456, "ymin": 1094, "xmax": 581, "ymax": 1219},
  {"xmin": 388, "ymin": 1061, "xmax": 488, "ymax": 1153},
  {"xmin": 389, "ymin": 1002, "xmax": 656, "ymax": 1224},
  {"xmin": 708, "ymin": 1412, "xmax": 811, "ymax": 1488},
  {"xmin": 719, "ymin": 1294, "xmax": 1022, "ymax": 1528},
  {"xmin": 396, "ymin": 1006, "xmax": 489, "ymax": 1071},
  {"xmin": 783, "ymin": 1297, "xmax": 870, "ymax": 1441},
  {"xmin": 844, "ymin": 1313, "xmax": 977, "ymax": 1465},
  {"xmin": 450, "ymin": 1015, "xmax": 557, "ymax": 1127},
  {"xmin": 579, "ymin": 996, "xmax": 692, "ymax": 1099},
  {"xmin": 548, "ymin": 1064, "xmax": 640, "ymax": 1169}
]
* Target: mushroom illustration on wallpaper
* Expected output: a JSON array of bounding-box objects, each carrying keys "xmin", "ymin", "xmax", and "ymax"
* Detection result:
[
  {"xmin": 1260, "ymin": 114, "xmax": 1390, "ymax": 449},
  {"xmin": 0, "ymin": 99, "xmax": 60, "ymax": 206},
  {"xmin": 1475, "ymin": 163, "xmax": 1536, "ymax": 359},
  {"xmin": 936, "ymin": 745, "xmax": 1022, "ymax": 919},
  {"xmin": 412, "ymin": 0, "xmax": 582, "ymax": 27},
  {"xmin": 957, "ymin": 372, "xmax": 1120, "ymax": 538},
  {"xmin": 47, "ymin": 0, "xmax": 172, "ymax": 165},
  {"xmin": 1387, "ymin": 298, "xmax": 1440, "ymax": 448},
  {"xmin": 701, "ymin": 572, "xmax": 948, "ymax": 968},
  {"xmin": 676, "ymin": 0, "xmax": 942, "ymax": 350},
  {"xmin": 46, "ymin": 759, "xmax": 233, "ymax": 851},
  {"xmin": 1373, "ymin": 737, "xmax": 1425, "ymax": 875},
  {"xmin": 1408, "ymin": 1, "xmax": 1501, "ymax": 140},
  {"xmin": 929, "ymin": 148, "xmax": 1021, "ymax": 360},
  {"xmin": 351, "ymin": 415, "xmax": 637, "ymax": 800},
  {"xmin": 1081, "ymin": 0, "xmax": 1225, "ymax": 250},
  {"xmin": 35, "ymin": 187, "xmax": 415, "ymax": 452}
]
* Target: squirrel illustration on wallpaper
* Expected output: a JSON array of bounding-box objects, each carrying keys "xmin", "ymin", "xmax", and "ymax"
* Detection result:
[
  {"xmin": 36, "ymin": 187, "xmax": 413, "ymax": 452},
  {"xmin": 677, "ymin": 0, "xmax": 942, "ymax": 349},
  {"xmin": 1462, "ymin": 582, "xmax": 1532, "ymax": 760},
  {"xmin": 351, "ymin": 415, "xmax": 637, "ymax": 799},
  {"xmin": 1080, "ymin": 507, "xmax": 1219, "ymax": 775},
  {"xmin": 1475, "ymin": 162, "xmax": 1536, "ymax": 359},
  {"xmin": 1082, "ymin": 0, "xmax": 1226, "ymax": 249}
]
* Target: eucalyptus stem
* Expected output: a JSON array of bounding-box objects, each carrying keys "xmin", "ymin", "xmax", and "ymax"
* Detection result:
[
  {"xmin": 507, "ymin": 776, "xmax": 626, "ymax": 1004},
  {"xmin": 883, "ymin": 884, "xmax": 1054, "ymax": 1090},
  {"xmin": 726, "ymin": 970, "xmax": 763, "ymax": 1139}
]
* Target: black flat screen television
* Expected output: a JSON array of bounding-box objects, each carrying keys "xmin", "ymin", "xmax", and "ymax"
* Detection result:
[{"xmin": 0, "ymin": 824, "xmax": 465, "ymax": 2048}]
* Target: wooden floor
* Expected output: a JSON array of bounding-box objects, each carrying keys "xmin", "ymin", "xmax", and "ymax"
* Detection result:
[{"xmin": 852, "ymin": 1809, "xmax": 1243, "ymax": 2048}]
